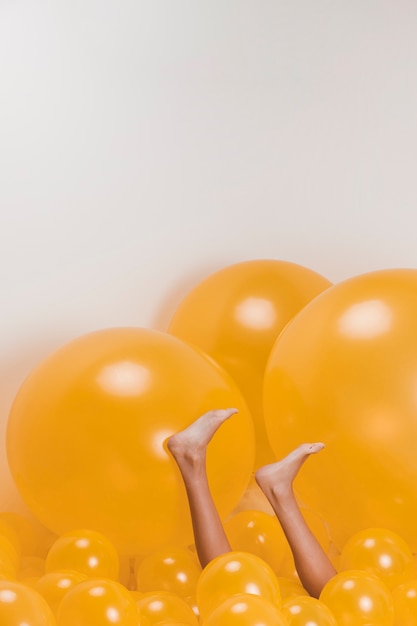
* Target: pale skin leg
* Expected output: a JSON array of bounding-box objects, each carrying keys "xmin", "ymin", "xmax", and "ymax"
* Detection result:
[
  {"xmin": 255, "ymin": 445, "xmax": 337, "ymax": 598},
  {"xmin": 166, "ymin": 409, "xmax": 336, "ymax": 597},
  {"xmin": 166, "ymin": 408, "xmax": 236, "ymax": 567}
]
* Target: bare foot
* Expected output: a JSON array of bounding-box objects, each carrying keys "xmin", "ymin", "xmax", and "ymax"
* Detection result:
[
  {"xmin": 255, "ymin": 442, "xmax": 324, "ymax": 499},
  {"xmin": 166, "ymin": 408, "xmax": 238, "ymax": 470}
]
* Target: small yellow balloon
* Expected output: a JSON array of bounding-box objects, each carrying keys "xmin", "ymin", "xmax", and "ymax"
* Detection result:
[
  {"xmin": 57, "ymin": 578, "xmax": 139, "ymax": 626},
  {"xmin": 168, "ymin": 260, "xmax": 331, "ymax": 465},
  {"xmin": 340, "ymin": 527, "xmax": 414, "ymax": 589},
  {"xmin": 196, "ymin": 551, "xmax": 281, "ymax": 619},
  {"xmin": 224, "ymin": 510, "xmax": 288, "ymax": 575},
  {"xmin": 392, "ymin": 579, "xmax": 417, "ymax": 626},
  {"xmin": 282, "ymin": 595, "xmax": 337, "ymax": 626},
  {"xmin": 0, "ymin": 579, "xmax": 56, "ymax": 625},
  {"xmin": 320, "ymin": 569, "xmax": 394, "ymax": 626},
  {"xmin": 35, "ymin": 569, "xmax": 88, "ymax": 616},
  {"xmin": 201, "ymin": 593, "xmax": 287, "ymax": 626},
  {"xmin": 135, "ymin": 546, "xmax": 202, "ymax": 600},
  {"xmin": 134, "ymin": 590, "xmax": 199, "ymax": 626},
  {"xmin": 45, "ymin": 529, "xmax": 119, "ymax": 580}
]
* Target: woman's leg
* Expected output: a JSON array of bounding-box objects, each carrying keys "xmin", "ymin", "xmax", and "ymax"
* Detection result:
[
  {"xmin": 166, "ymin": 408, "xmax": 237, "ymax": 568},
  {"xmin": 255, "ymin": 444, "xmax": 337, "ymax": 598}
]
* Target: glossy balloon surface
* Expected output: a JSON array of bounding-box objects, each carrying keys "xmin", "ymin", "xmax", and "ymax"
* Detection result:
[
  {"xmin": 57, "ymin": 578, "xmax": 139, "ymax": 626},
  {"xmin": 35, "ymin": 569, "xmax": 88, "ymax": 616},
  {"xmin": 45, "ymin": 529, "xmax": 119, "ymax": 580},
  {"xmin": 135, "ymin": 546, "xmax": 201, "ymax": 600},
  {"xmin": 201, "ymin": 593, "xmax": 286, "ymax": 626},
  {"xmin": 168, "ymin": 260, "xmax": 331, "ymax": 464},
  {"xmin": 196, "ymin": 551, "xmax": 281, "ymax": 619},
  {"xmin": 340, "ymin": 527, "xmax": 414, "ymax": 589},
  {"xmin": 7, "ymin": 328, "xmax": 254, "ymax": 554},
  {"xmin": 134, "ymin": 590, "xmax": 198, "ymax": 625},
  {"xmin": 320, "ymin": 569, "xmax": 394, "ymax": 626},
  {"xmin": 0, "ymin": 579, "xmax": 56, "ymax": 625},
  {"xmin": 282, "ymin": 595, "xmax": 337, "ymax": 626},
  {"xmin": 264, "ymin": 269, "xmax": 417, "ymax": 550}
]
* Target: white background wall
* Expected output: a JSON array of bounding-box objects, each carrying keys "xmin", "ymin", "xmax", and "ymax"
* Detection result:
[{"xmin": 1, "ymin": 0, "xmax": 417, "ymax": 513}]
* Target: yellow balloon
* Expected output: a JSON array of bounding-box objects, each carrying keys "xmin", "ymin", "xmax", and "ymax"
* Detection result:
[
  {"xmin": 320, "ymin": 569, "xmax": 394, "ymax": 626},
  {"xmin": 201, "ymin": 593, "xmax": 287, "ymax": 626},
  {"xmin": 35, "ymin": 569, "xmax": 88, "ymax": 616},
  {"xmin": 168, "ymin": 260, "xmax": 331, "ymax": 465},
  {"xmin": 264, "ymin": 269, "xmax": 417, "ymax": 551},
  {"xmin": 392, "ymin": 579, "xmax": 417, "ymax": 626},
  {"xmin": 0, "ymin": 579, "xmax": 56, "ymax": 625},
  {"xmin": 134, "ymin": 590, "xmax": 198, "ymax": 625},
  {"xmin": 57, "ymin": 578, "xmax": 139, "ymax": 626},
  {"xmin": 135, "ymin": 547, "xmax": 201, "ymax": 600},
  {"xmin": 282, "ymin": 595, "xmax": 337, "ymax": 626},
  {"xmin": 196, "ymin": 551, "xmax": 281, "ymax": 619},
  {"xmin": 340, "ymin": 527, "xmax": 414, "ymax": 590},
  {"xmin": 224, "ymin": 510, "xmax": 289, "ymax": 575},
  {"xmin": 45, "ymin": 529, "xmax": 119, "ymax": 580},
  {"xmin": 7, "ymin": 328, "xmax": 254, "ymax": 554}
]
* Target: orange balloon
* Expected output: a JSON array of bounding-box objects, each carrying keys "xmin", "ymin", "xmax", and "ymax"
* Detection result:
[
  {"xmin": 45, "ymin": 529, "xmax": 119, "ymax": 580},
  {"xmin": 340, "ymin": 527, "xmax": 414, "ymax": 589},
  {"xmin": 135, "ymin": 546, "xmax": 201, "ymax": 600},
  {"xmin": 0, "ymin": 579, "xmax": 56, "ymax": 625},
  {"xmin": 225, "ymin": 505, "xmax": 330, "ymax": 580},
  {"xmin": 201, "ymin": 593, "xmax": 287, "ymax": 626},
  {"xmin": 264, "ymin": 269, "xmax": 417, "ymax": 551},
  {"xmin": 168, "ymin": 260, "xmax": 331, "ymax": 465},
  {"xmin": 224, "ymin": 510, "xmax": 289, "ymax": 575},
  {"xmin": 35, "ymin": 569, "xmax": 88, "ymax": 616},
  {"xmin": 196, "ymin": 551, "xmax": 281, "ymax": 619},
  {"xmin": 282, "ymin": 595, "xmax": 337, "ymax": 626},
  {"xmin": 134, "ymin": 590, "xmax": 199, "ymax": 625},
  {"xmin": 57, "ymin": 578, "xmax": 139, "ymax": 626},
  {"xmin": 7, "ymin": 328, "xmax": 254, "ymax": 554},
  {"xmin": 392, "ymin": 579, "xmax": 417, "ymax": 625},
  {"xmin": 320, "ymin": 569, "xmax": 394, "ymax": 626}
]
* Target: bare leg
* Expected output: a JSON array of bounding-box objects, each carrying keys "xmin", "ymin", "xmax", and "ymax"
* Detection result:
[
  {"xmin": 166, "ymin": 409, "xmax": 237, "ymax": 568},
  {"xmin": 255, "ymin": 444, "xmax": 337, "ymax": 598}
]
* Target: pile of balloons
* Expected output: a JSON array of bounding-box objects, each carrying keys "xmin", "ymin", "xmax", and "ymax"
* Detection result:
[{"xmin": 3, "ymin": 258, "xmax": 417, "ymax": 624}]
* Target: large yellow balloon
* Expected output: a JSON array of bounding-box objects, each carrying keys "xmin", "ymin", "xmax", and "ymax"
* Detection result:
[
  {"xmin": 264, "ymin": 269, "xmax": 417, "ymax": 551},
  {"xmin": 7, "ymin": 328, "xmax": 254, "ymax": 555},
  {"xmin": 168, "ymin": 260, "xmax": 331, "ymax": 465}
]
